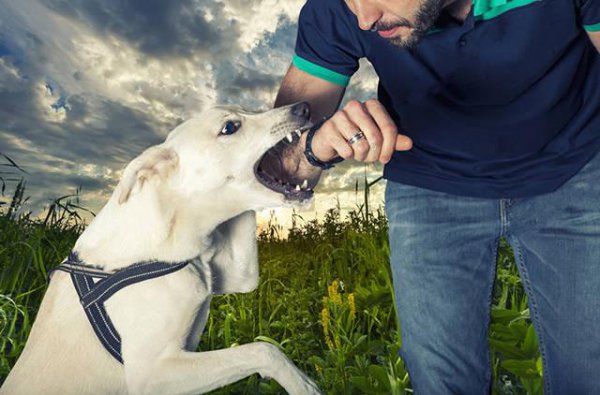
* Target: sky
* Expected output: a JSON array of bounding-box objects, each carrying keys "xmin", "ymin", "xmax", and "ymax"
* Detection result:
[{"xmin": 0, "ymin": 0, "xmax": 387, "ymax": 233}]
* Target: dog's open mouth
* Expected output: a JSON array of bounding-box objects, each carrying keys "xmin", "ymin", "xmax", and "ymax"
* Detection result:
[{"xmin": 254, "ymin": 124, "xmax": 314, "ymax": 202}]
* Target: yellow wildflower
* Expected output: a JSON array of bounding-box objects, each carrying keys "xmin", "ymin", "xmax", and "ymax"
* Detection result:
[
  {"xmin": 321, "ymin": 307, "xmax": 330, "ymax": 337},
  {"xmin": 328, "ymin": 280, "xmax": 342, "ymax": 305},
  {"xmin": 348, "ymin": 293, "xmax": 356, "ymax": 321},
  {"xmin": 321, "ymin": 307, "xmax": 335, "ymax": 350},
  {"xmin": 327, "ymin": 280, "xmax": 337, "ymax": 298},
  {"xmin": 325, "ymin": 336, "xmax": 335, "ymax": 351}
]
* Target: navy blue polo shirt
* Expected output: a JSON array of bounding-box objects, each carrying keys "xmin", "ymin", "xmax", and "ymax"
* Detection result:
[{"xmin": 294, "ymin": 0, "xmax": 600, "ymax": 198}]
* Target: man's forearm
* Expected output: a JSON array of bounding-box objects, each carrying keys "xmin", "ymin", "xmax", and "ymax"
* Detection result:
[
  {"xmin": 274, "ymin": 65, "xmax": 345, "ymax": 122},
  {"xmin": 264, "ymin": 65, "xmax": 348, "ymax": 184}
]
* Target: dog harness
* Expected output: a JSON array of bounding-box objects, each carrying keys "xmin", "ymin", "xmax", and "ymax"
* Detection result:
[{"xmin": 48, "ymin": 252, "xmax": 191, "ymax": 363}]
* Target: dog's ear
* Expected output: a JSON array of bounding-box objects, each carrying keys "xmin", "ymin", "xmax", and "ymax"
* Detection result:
[
  {"xmin": 118, "ymin": 146, "xmax": 179, "ymax": 205},
  {"xmin": 209, "ymin": 210, "xmax": 259, "ymax": 295}
]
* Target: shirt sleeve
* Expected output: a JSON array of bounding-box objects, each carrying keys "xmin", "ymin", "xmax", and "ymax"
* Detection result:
[
  {"xmin": 579, "ymin": 0, "xmax": 600, "ymax": 32},
  {"xmin": 294, "ymin": 0, "xmax": 365, "ymax": 87}
]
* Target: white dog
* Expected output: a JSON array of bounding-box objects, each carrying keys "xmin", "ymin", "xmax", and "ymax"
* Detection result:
[{"xmin": 1, "ymin": 103, "xmax": 322, "ymax": 395}]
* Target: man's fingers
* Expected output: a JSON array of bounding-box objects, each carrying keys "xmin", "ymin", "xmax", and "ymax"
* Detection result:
[
  {"xmin": 395, "ymin": 134, "xmax": 413, "ymax": 151},
  {"xmin": 341, "ymin": 100, "xmax": 382, "ymax": 162},
  {"xmin": 309, "ymin": 99, "xmax": 413, "ymax": 166},
  {"xmin": 363, "ymin": 99, "xmax": 400, "ymax": 163},
  {"xmin": 329, "ymin": 133, "xmax": 355, "ymax": 160},
  {"xmin": 310, "ymin": 119, "xmax": 354, "ymax": 162},
  {"xmin": 331, "ymin": 109, "xmax": 371, "ymax": 161}
]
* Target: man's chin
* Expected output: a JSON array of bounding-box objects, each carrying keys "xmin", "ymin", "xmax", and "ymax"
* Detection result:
[{"xmin": 387, "ymin": 29, "xmax": 427, "ymax": 50}]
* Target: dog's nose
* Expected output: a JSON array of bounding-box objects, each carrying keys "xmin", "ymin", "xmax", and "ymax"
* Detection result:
[{"xmin": 291, "ymin": 102, "xmax": 311, "ymax": 120}]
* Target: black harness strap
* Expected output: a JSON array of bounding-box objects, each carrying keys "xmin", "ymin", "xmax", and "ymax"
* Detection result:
[{"xmin": 48, "ymin": 252, "xmax": 191, "ymax": 363}]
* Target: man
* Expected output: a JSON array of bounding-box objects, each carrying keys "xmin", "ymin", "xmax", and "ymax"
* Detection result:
[{"xmin": 266, "ymin": 0, "xmax": 600, "ymax": 393}]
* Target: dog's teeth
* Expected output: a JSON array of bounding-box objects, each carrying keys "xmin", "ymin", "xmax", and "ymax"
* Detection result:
[
  {"xmin": 286, "ymin": 133, "xmax": 293, "ymax": 143},
  {"xmin": 295, "ymin": 129, "xmax": 302, "ymax": 138},
  {"xmin": 301, "ymin": 179, "xmax": 308, "ymax": 189},
  {"xmin": 295, "ymin": 184, "xmax": 301, "ymax": 191}
]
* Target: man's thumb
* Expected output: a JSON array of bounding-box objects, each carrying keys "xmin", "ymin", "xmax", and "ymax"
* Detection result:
[{"xmin": 395, "ymin": 135, "xmax": 413, "ymax": 151}]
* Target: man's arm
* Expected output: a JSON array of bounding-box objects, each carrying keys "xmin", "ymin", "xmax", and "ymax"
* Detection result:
[
  {"xmin": 586, "ymin": 30, "xmax": 600, "ymax": 53},
  {"xmin": 265, "ymin": 64, "xmax": 345, "ymax": 185},
  {"xmin": 274, "ymin": 64, "xmax": 413, "ymax": 170},
  {"xmin": 275, "ymin": 64, "xmax": 345, "ymax": 121}
]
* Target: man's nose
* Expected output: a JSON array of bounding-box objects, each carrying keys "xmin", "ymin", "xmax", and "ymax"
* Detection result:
[{"xmin": 354, "ymin": 0, "xmax": 383, "ymax": 31}]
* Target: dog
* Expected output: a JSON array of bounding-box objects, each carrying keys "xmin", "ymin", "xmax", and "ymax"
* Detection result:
[{"xmin": 0, "ymin": 103, "xmax": 322, "ymax": 395}]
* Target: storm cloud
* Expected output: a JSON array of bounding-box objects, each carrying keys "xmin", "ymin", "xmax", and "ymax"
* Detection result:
[
  {"xmin": 0, "ymin": 0, "xmax": 379, "ymax": 228},
  {"xmin": 42, "ymin": 0, "xmax": 240, "ymax": 58}
]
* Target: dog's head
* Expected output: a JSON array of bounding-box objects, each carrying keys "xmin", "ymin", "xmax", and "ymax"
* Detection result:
[{"xmin": 117, "ymin": 103, "xmax": 317, "ymax": 211}]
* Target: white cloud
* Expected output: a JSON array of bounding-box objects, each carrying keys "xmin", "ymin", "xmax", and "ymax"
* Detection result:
[
  {"xmin": 221, "ymin": 0, "xmax": 305, "ymax": 50},
  {"xmin": 0, "ymin": 0, "xmax": 384, "ymax": 232}
]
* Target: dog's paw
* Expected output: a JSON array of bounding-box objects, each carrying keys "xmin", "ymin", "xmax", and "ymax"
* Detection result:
[
  {"xmin": 298, "ymin": 378, "xmax": 321, "ymax": 395},
  {"xmin": 254, "ymin": 342, "xmax": 321, "ymax": 395},
  {"xmin": 285, "ymin": 370, "xmax": 321, "ymax": 395}
]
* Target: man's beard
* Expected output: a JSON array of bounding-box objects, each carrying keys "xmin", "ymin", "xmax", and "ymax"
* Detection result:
[{"xmin": 376, "ymin": 0, "xmax": 444, "ymax": 49}]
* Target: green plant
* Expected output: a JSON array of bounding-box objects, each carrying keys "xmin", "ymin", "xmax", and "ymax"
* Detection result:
[{"xmin": 0, "ymin": 167, "xmax": 542, "ymax": 394}]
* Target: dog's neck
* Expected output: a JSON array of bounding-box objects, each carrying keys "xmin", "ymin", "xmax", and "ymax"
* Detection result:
[{"xmin": 72, "ymin": 185, "xmax": 244, "ymax": 271}]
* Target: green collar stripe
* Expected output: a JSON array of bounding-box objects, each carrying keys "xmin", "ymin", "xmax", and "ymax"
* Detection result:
[
  {"xmin": 584, "ymin": 22, "xmax": 600, "ymax": 32},
  {"xmin": 293, "ymin": 55, "xmax": 350, "ymax": 87},
  {"xmin": 428, "ymin": 0, "xmax": 542, "ymax": 34},
  {"xmin": 473, "ymin": 0, "xmax": 541, "ymax": 21}
]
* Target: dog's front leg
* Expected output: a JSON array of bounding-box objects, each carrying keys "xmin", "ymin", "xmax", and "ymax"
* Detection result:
[{"xmin": 126, "ymin": 342, "xmax": 320, "ymax": 395}]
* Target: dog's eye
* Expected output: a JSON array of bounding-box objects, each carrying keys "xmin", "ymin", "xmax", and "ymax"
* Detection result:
[{"xmin": 220, "ymin": 120, "xmax": 241, "ymax": 135}]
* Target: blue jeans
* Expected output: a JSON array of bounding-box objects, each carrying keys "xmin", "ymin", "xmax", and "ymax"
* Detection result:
[{"xmin": 384, "ymin": 150, "xmax": 600, "ymax": 395}]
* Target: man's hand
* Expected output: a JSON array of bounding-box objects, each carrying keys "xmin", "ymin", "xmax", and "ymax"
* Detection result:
[{"xmin": 309, "ymin": 99, "xmax": 413, "ymax": 165}]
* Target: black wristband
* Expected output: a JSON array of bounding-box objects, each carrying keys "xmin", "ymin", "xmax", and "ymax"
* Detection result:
[{"xmin": 304, "ymin": 118, "xmax": 344, "ymax": 170}]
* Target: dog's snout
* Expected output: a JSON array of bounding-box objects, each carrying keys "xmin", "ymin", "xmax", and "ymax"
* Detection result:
[{"xmin": 290, "ymin": 102, "xmax": 311, "ymax": 120}]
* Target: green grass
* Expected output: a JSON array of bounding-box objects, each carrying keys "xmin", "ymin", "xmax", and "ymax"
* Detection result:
[{"xmin": 0, "ymin": 174, "xmax": 542, "ymax": 394}]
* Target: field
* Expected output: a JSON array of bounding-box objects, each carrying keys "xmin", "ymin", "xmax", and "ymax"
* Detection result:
[{"xmin": 0, "ymin": 178, "xmax": 543, "ymax": 394}]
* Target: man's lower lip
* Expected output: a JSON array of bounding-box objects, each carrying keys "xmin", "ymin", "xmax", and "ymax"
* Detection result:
[{"xmin": 377, "ymin": 26, "xmax": 410, "ymax": 38}]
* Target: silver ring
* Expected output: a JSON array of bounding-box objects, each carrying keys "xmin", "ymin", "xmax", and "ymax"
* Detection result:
[{"xmin": 347, "ymin": 131, "xmax": 365, "ymax": 145}]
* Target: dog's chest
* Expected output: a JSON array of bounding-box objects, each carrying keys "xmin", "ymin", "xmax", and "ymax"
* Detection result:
[{"xmin": 104, "ymin": 264, "xmax": 213, "ymax": 356}]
